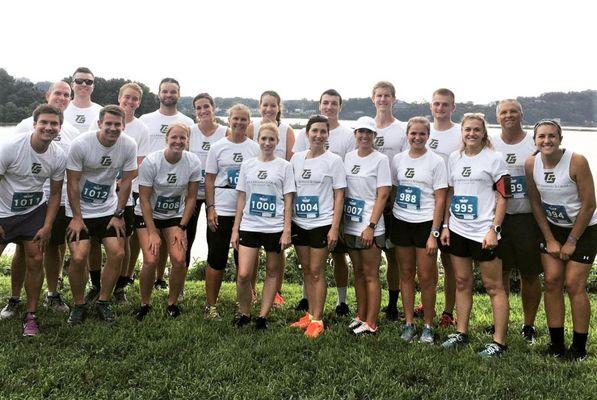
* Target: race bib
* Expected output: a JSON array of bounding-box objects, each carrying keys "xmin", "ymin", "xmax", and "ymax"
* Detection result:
[
  {"xmin": 154, "ymin": 195, "xmax": 181, "ymax": 214},
  {"xmin": 249, "ymin": 193, "xmax": 276, "ymax": 217},
  {"xmin": 81, "ymin": 180, "xmax": 110, "ymax": 204},
  {"xmin": 11, "ymin": 192, "xmax": 43, "ymax": 212},
  {"xmin": 396, "ymin": 185, "xmax": 421, "ymax": 210},
  {"xmin": 542, "ymin": 202, "xmax": 572, "ymax": 224},
  {"xmin": 510, "ymin": 175, "xmax": 528, "ymax": 199},
  {"xmin": 294, "ymin": 196, "xmax": 319, "ymax": 218},
  {"xmin": 451, "ymin": 195, "xmax": 478, "ymax": 220},
  {"xmin": 198, "ymin": 170, "xmax": 206, "ymax": 191},
  {"xmin": 344, "ymin": 197, "xmax": 365, "ymax": 222},
  {"xmin": 227, "ymin": 168, "xmax": 240, "ymax": 188}
]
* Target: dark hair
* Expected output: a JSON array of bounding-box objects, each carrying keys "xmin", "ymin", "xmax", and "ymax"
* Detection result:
[
  {"xmin": 72, "ymin": 67, "xmax": 94, "ymax": 78},
  {"xmin": 533, "ymin": 119, "xmax": 562, "ymax": 140},
  {"xmin": 193, "ymin": 93, "xmax": 215, "ymax": 108},
  {"xmin": 99, "ymin": 105, "xmax": 125, "ymax": 122},
  {"xmin": 33, "ymin": 104, "xmax": 63, "ymax": 125},
  {"xmin": 320, "ymin": 89, "xmax": 343, "ymax": 106},
  {"xmin": 159, "ymin": 77, "xmax": 180, "ymax": 91},
  {"xmin": 259, "ymin": 90, "xmax": 282, "ymax": 125},
  {"xmin": 305, "ymin": 114, "xmax": 330, "ymax": 134}
]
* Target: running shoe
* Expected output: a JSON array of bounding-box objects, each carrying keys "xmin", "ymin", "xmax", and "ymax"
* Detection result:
[
  {"xmin": 0, "ymin": 298, "xmax": 22, "ymax": 320},
  {"xmin": 154, "ymin": 279, "xmax": 168, "ymax": 290},
  {"xmin": 22, "ymin": 313, "xmax": 39, "ymax": 337},
  {"xmin": 134, "ymin": 304, "xmax": 151, "ymax": 321},
  {"xmin": 233, "ymin": 314, "xmax": 251, "ymax": 328},
  {"xmin": 348, "ymin": 317, "xmax": 363, "ymax": 331},
  {"xmin": 478, "ymin": 342, "xmax": 507, "ymax": 358},
  {"xmin": 384, "ymin": 306, "xmax": 400, "ymax": 321},
  {"xmin": 204, "ymin": 305, "xmax": 222, "ymax": 321},
  {"xmin": 400, "ymin": 323, "xmax": 417, "ymax": 342},
  {"xmin": 295, "ymin": 298, "xmax": 309, "ymax": 312},
  {"xmin": 335, "ymin": 302, "xmax": 350, "ymax": 317},
  {"xmin": 45, "ymin": 293, "xmax": 70, "ymax": 313},
  {"xmin": 304, "ymin": 321, "xmax": 324, "ymax": 339},
  {"xmin": 568, "ymin": 345, "xmax": 588, "ymax": 362},
  {"xmin": 166, "ymin": 304, "xmax": 181, "ymax": 318},
  {"xmin": 255, "ymin": 316, "xmax": 268, "ymax": 330},
  {"xmin": 441, "ymin": 332, "xmax": 469, "ymax": 349},
  {"xmin": 483, "ymin": 324, "xmax": 495, "ymax": 336},
  {"xmin": 414, "ymin": 304, "xmax": 425, "ymax": 319},
  {"xmin": 545, "ymin": 343, "xmax": 566, "ymax": 359},
  {"xmin": 353, "ymin": 322, "xmax": 377, "ymax": 336},
  {"xmin": 113, "ymin": 287, "xmax": 127, "ymax": 304},
  {"xmin": 290, "ymin": 313, "xmax": 312, "ymax": 330},
  {"xmin": 96, "ymin": 300, "xmax": 115, "ymax": 322},
  {"xmin": 273, "ymin": 292, "xmax": 285, "ymax": 307},
  {"xmin": 521, "ymin": 325, "xmax": 537, "ymax": 345},
  {"xmin": 84, "ymin": 285, "xmax": 100, "ymax": 304},
  {"xmin": 419, "ymin": 326, "xmax": 436, "ymax": 344},
  {"xmin": 67, "ymin": 304, "xmax": 87, "ymax": 325},
  {"xmin": 438, "ymin": 311, "xmax": 456, "ymax": 328}
]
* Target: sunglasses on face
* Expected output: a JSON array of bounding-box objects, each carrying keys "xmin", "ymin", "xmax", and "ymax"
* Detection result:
[{"xmin": 74, "ymin": 78, "xmax": 94, "ymax": 86}]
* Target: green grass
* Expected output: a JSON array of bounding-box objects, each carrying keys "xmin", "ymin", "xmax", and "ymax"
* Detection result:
[{"xmin": 0, "ymin": 275, "xmax": 595, "ymax": 400}]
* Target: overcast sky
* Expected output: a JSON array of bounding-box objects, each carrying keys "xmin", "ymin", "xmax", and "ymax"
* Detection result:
[{"xmin": 2, "ymin": 0, "xmax": 594, "ymax": 103}]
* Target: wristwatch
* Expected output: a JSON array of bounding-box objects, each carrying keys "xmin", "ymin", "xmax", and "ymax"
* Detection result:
[
  {"xmin": 431, "ymin": 228, "xmax": 440, "ymax": 238},
  {"xmin": 113, "ymin": 208, "xmax": 125, "ymax": 219},
  {"xmin": 178, "ymin": 224, "xmax": 188, "ymax": 231},
  {"xmin": 492, "ymin": 225, "xmax": 502, "ymax": 234},
  {"xmin": 368, "ymin": 222, "xmax": 376, "ymax": 230}
]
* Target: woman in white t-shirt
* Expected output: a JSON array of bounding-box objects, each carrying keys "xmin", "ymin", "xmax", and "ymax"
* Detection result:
[
  {"xmin": 390, "ymin": 117, "xmax": 448, "ymax": 344},
  {"xmin": 439, "ymin": 113, "xmax": 511, "ymax": 357},
  {"xmin": 187, "ymin": 93, "xmax": 228, "ymax": 269},
  {"xmin": 289, "ymin": 115, "xmax": 346, "ymax": 338},
  {"xmin": 343, "ymin": 116, "xmax": 392, "ymax": 336},
  {"xmin": 231, "ymin": 123, "xmax": 295, "ymax": 329},
  {"xmin": 525, "ymin": 119, "xmax": 597, "ymax": 361},
  {"xmin": 133, "ymin": 123, "xmax": 201, "ymax": 320}
]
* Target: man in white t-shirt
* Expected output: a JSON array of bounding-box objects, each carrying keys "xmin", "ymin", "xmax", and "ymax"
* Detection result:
[
  {"xmin": 63, "ymin": 67, "xmax": 103, "ymax": 133},
  {"xmin": 371, "ymin": 81, "xmax": 406, "ymax": 320},
  {"xmin": 1, "ymin": 82, "xmax": 79, "ymax": 320},
  {"xmin": 139, "ymin": 78, "xmax": 194, "ymax": 290},
  {"xmin": 0, "ymin": 105, "xmax": 67, "ymax": 336},
  {"xmin": 65, "ymin": 105, "xmax": 137, "ymax": 325}
]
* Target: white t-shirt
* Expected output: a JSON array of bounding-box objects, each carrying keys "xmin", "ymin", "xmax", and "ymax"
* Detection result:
[
  {"xmin": 66, "ymin": 131, "xmax": 138, "ymax": 218},
  {"xmin": 252, "ymin": 119, "xmax": 290, "ymax": 159},
  {"xmin": 205, "ymin": 137, "xmax": 260, "ymax": 217},
  {"xmin": 343, "ymin": 150, "xmax": 392, "ymax": 237},
  {"xmin": 491, "ymin": 132, "xmax": 535, "ymax": 215},
  {"xmin": 123, "ymin": 118, "xmax": 151, "ymax": 198},
  {"xmin": 392, "ymin": 150, "xmax": 448, "ymax": 223},
  {"xmin": 290, "ymin": 150, "xmax": 347, "ymax": 230},
  {"xmin": 428, "ymin": 123, "xmax": 461, "ymax": 167},
  {"xmin": 236, "ymin": 157, "xmax": 296, "ymax": 233},
  {"xmin": 292, "ymin": 125, "xmax": 356, "ymax": 160},
  {"xmin": 374, "ymin": 119, "xmax": 408, "ymax": 162},
  {"xmin": 14, "ymin": 116, "xmax": 80, "ymax": 205},
  {"xmin": 447, "ymin": 147, "xmax": 509, "ymax": 243},
  {"xmin": 189, "ymin": 124, "xmax": 228, "ymax": 199},
  {"xmin": 135, "ymin": 150, "xmax": 202, "ymax": 220},
  {"xmin": 0, "ymin": 132, "xmax": 66, "ymax": 218},
  {"xmin": 139, "ymin": 110, "xmax": 194, "ymax": 153},
  {"xmin": 63, "ymin": 102, "xmax": 102, "ymax": 134}
]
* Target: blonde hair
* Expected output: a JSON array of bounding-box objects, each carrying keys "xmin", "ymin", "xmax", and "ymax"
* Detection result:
[
  {"xmin": 227, "ymin": 103, "xmax": 251, "ymax": 119},
  {"xmin": 406, "ymin": 116, "xmax": 431, "ymax": 136},
  {"xmin": 166, "ymin": 123, "xmax": 190, "ymax": 138},
  {"xmin": 372, "ymin": 81, "xmax": 396, "ymax": 97},
  {"xmin": 257, "ymin": 122, "xmax": 279, "ymax": 140},
  {"xmin": 460, "ymin": 113, "xmax": 492, "ymax": 151},
  {"xmin": 118, "ymin": 82, "xmax": 143, "ymax": 99}
]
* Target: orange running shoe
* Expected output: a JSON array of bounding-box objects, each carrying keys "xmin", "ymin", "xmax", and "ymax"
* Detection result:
[
  {"xmin": 290, "ymin": 313, "xmax": 312, "ymax": 330},
  {"xmin": 274, "ymin": 292, "xmax": 285, "ymax": 307},
  {"xmin": 305, "ymin": 320, "xmax": 324, "ymax": 339}
]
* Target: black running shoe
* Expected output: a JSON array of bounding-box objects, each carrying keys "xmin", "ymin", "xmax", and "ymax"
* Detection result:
[
  {"xmin": 233, "ymin": 314, "xmax": 251, "ymax": 328},
  {"xmin": 385, "ymin": 306, "xmax": 400, "ymax": 321},
  {"xmin": 166, "ymin": 304, "xmax": 181, "ymax": 318},
  {"xmin": 134, "ymin": 304, "xmax": 151, "ymax": 321},
  {"xmin": 255, "ymin": 316, "xmax": 268, "ymax": 330},
  {"xmin": 154, "ymin": 279, "xmax": 168, "ymax": 290},
  {"xmin": 568, "ymin": 345, "xmax": 588, "ymax": 362},
  {"xmin": 335, "ymin": 302, "xmax": 350, "ymax": 317},
  {"xmin": 521, "ymin": 325, "xmax": 537, "ymax": 345},
  {"xmin": 546, "ymin": 342, "xmax": 566, "ymax": 359},
  {"xmin": 67, "ymin": 303, "xmax": 87, "ymax": 325},
  {"xmin": 295, "ymin": 298, "xmax": 309, "ymax": 312},
  {"xmin": 96, "ymin": 300, "xmax": 115, "ymax": 323}
]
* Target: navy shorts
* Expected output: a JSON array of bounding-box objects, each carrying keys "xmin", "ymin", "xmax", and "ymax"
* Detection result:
[{"xmin": 0, "ymin": 203, "xmax": 47, "ymax": 245}]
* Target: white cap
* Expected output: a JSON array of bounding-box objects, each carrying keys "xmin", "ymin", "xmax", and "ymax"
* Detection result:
[{"xmin": 353, "ymin": 116, "xmax": 377, "ymax": 133}]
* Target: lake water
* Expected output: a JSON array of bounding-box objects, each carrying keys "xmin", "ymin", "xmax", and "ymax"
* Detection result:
[{"xmin": 1, "ymin": 124, "xmax": 595, "ymax": 261}]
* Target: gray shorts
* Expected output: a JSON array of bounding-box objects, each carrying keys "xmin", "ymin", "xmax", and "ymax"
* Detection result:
[
  {"xmin": 0, "ymin": 203, "xmax": 47, "ymax": 245},
  {"xmin": 343, "ymin": 233, "xmax": 385, "ymax": 250}
]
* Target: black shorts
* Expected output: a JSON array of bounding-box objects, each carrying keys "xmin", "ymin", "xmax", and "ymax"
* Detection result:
[
  {"xmin": 501, "ymin": 213, "xmax": 542, "ymax": 276},
  {"xmin": 132, "ymin": 192, "xmax": 139, "ymax": 207},
  {"xmin": 390, "ymin": 217, "xmax": 434, "ymax": 249},
  {"xmin": 239, "ymin": 230, "xmax": 282, "ymax": 253},
  {"xmin": 66, "ymin": 215, "xmax": 120, "ymax": 242},
  {"xmin": 446, "ymin": 230, "xmax": 499, "ymax": 262},
  {"xmin": 49, "ymin": 206, "xmax": 68, "ymax": 245},
  {"xmin": 134, "ymin": 214, "xmax": 181, "ymax": 230},
  {"xmin": 206, "ymin": 215, "xmax": 235, "ymax": 270},
  {"xmin": 540, "ymin": 222, "xmax": 597, "ymax": 265},
  {"xmin": 124, "ymin": 206, "xmax": 135, "ymax": 237},
  {"xmin": 0, "ymin": 203, "xmax": 47, "ymax": 245},
  {"xmin": 291, "ymin": 222, "xmax": 330, "ymax": 249}
]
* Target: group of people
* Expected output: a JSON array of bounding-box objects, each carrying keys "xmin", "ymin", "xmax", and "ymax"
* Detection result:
[{"xmin": 0, "ymin": 68, "xmax": 594, "ymax": 361}]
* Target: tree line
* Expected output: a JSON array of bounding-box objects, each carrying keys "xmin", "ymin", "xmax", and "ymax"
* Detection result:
[{"xmin": 1, "ymin": 68, "xmax": 595, "ymax": 127}]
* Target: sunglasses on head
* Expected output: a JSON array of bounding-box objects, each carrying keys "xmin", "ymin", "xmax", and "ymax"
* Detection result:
[
  {"xmin": 74, "ymin": 78, "xmax": 94, "ymax": 86},
  {"xmin": 355, "ymin": 128, "xmax": 374, "ymax": 134}
]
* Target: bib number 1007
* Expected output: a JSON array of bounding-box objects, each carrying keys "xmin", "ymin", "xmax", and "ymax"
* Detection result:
[{"xmin": 344, "ymin": 197, "xmax": 365, "ymax": 222}]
